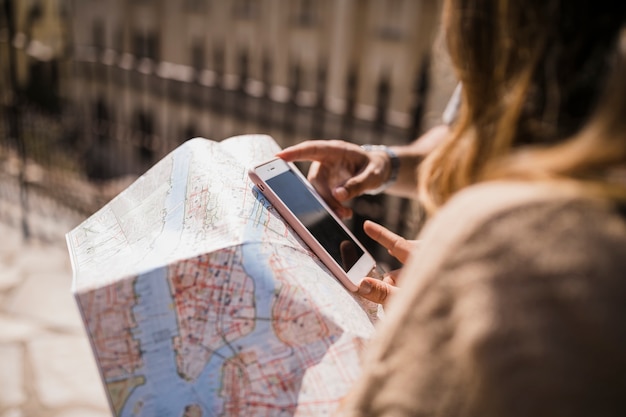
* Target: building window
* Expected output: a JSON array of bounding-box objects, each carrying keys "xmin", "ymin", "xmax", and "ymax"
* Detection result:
[
  {"xmin": 191, "ymin": 41, "xmax": 205, "ymax": 71},
  {"xmin": 94, "ymin": 99, "xmax": 110, "ymax": 143},
  {"xmin": 135, "ymin": 111, "xmax": 155, "ymax": 162},
  {"xmin": 59, "ymin": 1, "xmax": 70, "ymax": 19},
  {"xmin": 233, "ymin": 0, "xmax": 257, "ymax": 20},
  {"xmin": 183, "ymin": 0, "xmax": 209, "ymax": 13},
  {"xmin": 92, "ymin": 20, "xmax": 105, "ymax": 52},
  {"xmin": 133, "ymin": 32, "xmax": 160, "ymax": 61},
  {"xmin": 378, "ymin": 0, "xmax": 405, "ymax": 41},
  {"xmin": 25, "ymin": 2, "xmax": 43, "ymax": 37},
  {"xmin": 115, "ymin": 28, "xmax": 123, "ymax": 53},
  {"xmin": 293, "ymin": 0, "xmax": 316, "ymax": 27}
]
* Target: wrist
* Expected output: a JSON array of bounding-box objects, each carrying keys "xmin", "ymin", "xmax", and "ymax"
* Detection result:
[{"xmin": 360, "ymin": 144, "xmax": 400, "ymax": 195}]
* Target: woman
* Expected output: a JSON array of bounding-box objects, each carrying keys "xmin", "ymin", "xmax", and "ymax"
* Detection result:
[{"xmin": 283, "ymin": 0, "xmax": 626, "ymax": 415}]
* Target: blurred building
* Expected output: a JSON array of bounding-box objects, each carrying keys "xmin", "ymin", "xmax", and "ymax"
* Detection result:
[
  {"xmin": 1, "ymin": 0, "xmax": 457, "ymax": 262},
  {"xmin": 0, "ymin": 0, "xmax": 70, "ymax": 109},
  {"xmin": 69, "ymin": 0, "xmax": 445, "ymax": 172}
]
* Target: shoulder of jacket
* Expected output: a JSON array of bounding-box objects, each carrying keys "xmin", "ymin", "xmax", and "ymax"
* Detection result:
[
  {"xmin": 424, "ymin": 181, "xmax": 588, "ymax": 237},
  {"xmin": 442, "ymin": 181, "xmax": 574, "ymax": 220},
  {"xmin": 411, "ymin": 182, "xmax": 598, "ymax": 277}
]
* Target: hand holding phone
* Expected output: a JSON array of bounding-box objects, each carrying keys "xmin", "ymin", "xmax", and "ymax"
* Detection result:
[{"xmin": 249, "ymin": 157, "xmax": 376, "ymax": 292}]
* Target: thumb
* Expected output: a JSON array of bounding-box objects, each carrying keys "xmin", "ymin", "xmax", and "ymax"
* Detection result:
[
  {"xmin": 356, "ymin": 277, "xmax": 398, "ymax": 305},
  {"xmin": 336, "ymin": 169, "xmax": 381, "ymax": 200}
]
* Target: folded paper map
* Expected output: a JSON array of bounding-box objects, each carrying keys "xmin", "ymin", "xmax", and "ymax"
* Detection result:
[{"xmin": 66, "ymin": 134, "xmax": 382, "ymax": 417}]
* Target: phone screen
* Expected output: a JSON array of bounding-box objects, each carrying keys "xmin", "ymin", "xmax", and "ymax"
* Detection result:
[{"xmin": 265, "ymin": 169, "xmax": 364, "ymax": 272}]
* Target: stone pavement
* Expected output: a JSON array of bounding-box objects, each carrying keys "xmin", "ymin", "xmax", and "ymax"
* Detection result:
[{"xmin": 0, "ymin": 220, "xmax": 111, "ymax": 416}]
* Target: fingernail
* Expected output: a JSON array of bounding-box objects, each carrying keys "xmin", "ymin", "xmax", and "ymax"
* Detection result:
[
  {"xmin": 334, "ymin": 187, "xmax": 348, "ymax": 200},
  {"xmin": 358, "ymin": 279, "xmax": 372, "ymax": 295}
]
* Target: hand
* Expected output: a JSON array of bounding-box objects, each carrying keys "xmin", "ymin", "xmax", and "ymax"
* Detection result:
[
  {"xmin": 276, "ymin": 140, "xmax": 392, "ymax": 219},
  {"xmin": 356, "ymin": 220, "xmax": 420, "ymax": 305}
]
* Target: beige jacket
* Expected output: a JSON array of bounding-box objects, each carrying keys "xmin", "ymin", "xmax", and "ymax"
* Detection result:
[{"xmin": 339, "ymin": 182, "xmax": 626, "ymax": 417}]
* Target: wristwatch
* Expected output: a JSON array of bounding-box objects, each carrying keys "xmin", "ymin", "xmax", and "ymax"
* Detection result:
[{"xmin": 360, "ymin": 144, "xmax": 400, "ymax": 195}]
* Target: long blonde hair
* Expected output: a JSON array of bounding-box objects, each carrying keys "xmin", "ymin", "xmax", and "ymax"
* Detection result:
[{"xmin": 419, "ymin": 0, "xmax": 626, "ymax": 214}]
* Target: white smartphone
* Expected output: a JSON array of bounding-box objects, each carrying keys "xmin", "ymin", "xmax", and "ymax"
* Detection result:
[{"xmin": 249, "ymin": 157, "xmax": 376, "ymax": 292}]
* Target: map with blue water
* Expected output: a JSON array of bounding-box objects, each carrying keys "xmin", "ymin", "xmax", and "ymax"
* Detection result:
[{"xmin": 67, "ymin": 135, "xmax": 381, "ymax": 417}]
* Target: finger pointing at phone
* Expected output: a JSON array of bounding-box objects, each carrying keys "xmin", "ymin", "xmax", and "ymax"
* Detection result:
[
  {"xmin": 363, "ymin": 220, "xmax": 418, "ymax": 265},
  {"xmin": 354, "ymin": 221, "xmax": 420, "ymax": 305}
]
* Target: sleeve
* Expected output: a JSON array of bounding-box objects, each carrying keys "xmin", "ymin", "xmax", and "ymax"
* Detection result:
[
  {"xmin": 336, "ymin": 197, "xmax": 626, "ymax": 417},
  {"xmin": 441, "ymin": 83, "xmax": 462, "ymax": 126}
]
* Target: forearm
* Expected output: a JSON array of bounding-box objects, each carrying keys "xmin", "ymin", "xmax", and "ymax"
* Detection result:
[{"xmin": 386, "ymin": 125, "xmax": 450, "ymax": 199}]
